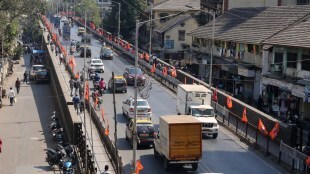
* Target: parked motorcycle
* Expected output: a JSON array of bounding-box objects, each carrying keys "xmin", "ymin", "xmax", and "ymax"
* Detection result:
[
  {"xmin": 53, "ymin": 128, "xmax": 64, "ymax": 144},
  {"xmin": 63, "ymin": 161, "xmax": 74, "ymax": 174},
  {"xmin": 50, "ymin": 120, "xmax": 60, "ymax": 131},
  {"xmin": 46, "ymin": 148, "xmax": 66, "ymax": 166}
]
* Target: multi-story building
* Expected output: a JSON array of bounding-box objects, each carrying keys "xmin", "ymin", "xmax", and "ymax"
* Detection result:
[{"xmin": 187, "ymin": 6, "xmax": 310, "ymax": 107}]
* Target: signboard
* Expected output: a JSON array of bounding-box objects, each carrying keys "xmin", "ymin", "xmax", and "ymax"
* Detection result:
[
  {"xmin": 238, "ymin": 67, "xmax": 255, "ymax": 77},
  {"xmin": 164, "ymin": 40, "xmax": 174, "ymax": 49},
  {"xmin": 32, "ymin": 50, "xmax": 45, "ymax": 53},
  {"xmin": 62, "ymin": 25, "xmax": 71, "ymax": 41}
]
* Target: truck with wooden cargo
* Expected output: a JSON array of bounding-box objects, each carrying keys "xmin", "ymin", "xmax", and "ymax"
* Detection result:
[
  {"xmin": 153, "ymin": 115, "xmax": 202, "ymax": 171},
  {"xmin": 176, "ymin": 84, "xmax": 219, "ymax": 139}
]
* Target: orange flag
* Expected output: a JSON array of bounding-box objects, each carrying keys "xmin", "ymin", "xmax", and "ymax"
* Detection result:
[
  {"xmin": 144, "ymin": 53, "xmax": 150, "ymax": 61},
  {"xmin": 306, "ymin": 156, "xmax": 310, "ymax": 166},
  {"xmin": 150, "ymin": 63, "xmax": 155, "ymax": 73},
  {"xmin": 212, "ymin": 88, "xmax": 218, "ymax": 102},
  {"xmin": 241, "ymin": 107, "xmax": 248, "ymax": 123},
  {"xmin": 136, "ymin": 160, "xmax": 144, "ymax": 174},
  {"xmin": 101, "ymin": 107, "xmax": 105, "ymax": 123},
  {"xmin": 227, "ymin": 96, "xmax": 233, "ymax": 109},
  {"xmin": 105, "ymin": 122, "xmax": 109, "ymax": 135},
  {"xmin": 162, "ymin": 67, "xmax": 168, "ymax": 76},
  {"xmin": 258, "ymin": 119, "xmax": 268, "ymax": 135},
  {"xmin": 84, "ymin": 81, "xmax": 89, "ymax": 100},
  {"xmin": 171, "ymin": 67, "xmax": 177, "ymax": 77},
  {"xmin": 184, "ymin": 77, "xmax": 187, "ymax": 84},
  {"xmin": 269, "ymin": 122, "xmax": 279, "ymax": 140},
  {"xmin": 94, "ymin": 96, "xmax": 99, "ymax": 107}
]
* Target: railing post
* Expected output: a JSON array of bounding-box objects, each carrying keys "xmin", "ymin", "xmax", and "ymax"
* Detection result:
[
  {"xmin": 255, "ymin": 128, "xmax": 258, "ymax": 148},
  {"xmin": 245, "ymin": 123, "xmax": 248, "ymax": 139},
  {"xmin": 292, "ymin": 147, "xmax": 296, "ymax": 171},
  {"xmin": 266, "ymin": 135, "xmax": 270, "ymax": 156},
  {"xmin": 278, "ymin": 140, "xmax": 282, "ymax": 163},
  {"xmin": 236, "ymin": 118, "xmax": 239, "ymax": 133}
]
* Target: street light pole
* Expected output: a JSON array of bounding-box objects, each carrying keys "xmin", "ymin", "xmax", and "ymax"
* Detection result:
[
  {"xmin": 209, "ymin": 12, "xmax": 215, "ymax": 88},
  {"xmin": 117, "ymin": 3, "xmax": 121, "ymax": 45},
  {"xmin": 83, "ymin": 10, "xmax": 88, "ymax": 173},
  {"xmin": 149, "ymin": 3, "xmax": 152, "ymax": 57},
  {"xmin": 1, "ymin": 37, "xmax": 3, "ymax": 87}
]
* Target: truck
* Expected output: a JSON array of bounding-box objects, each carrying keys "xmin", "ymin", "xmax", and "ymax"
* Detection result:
[
  {"xmin": 176, "ymin": 84, "xmax": 219, "ymax": 139},
  {"xmin": 154, "ymin": 115, "xmax": 202, "ymax": 171}
]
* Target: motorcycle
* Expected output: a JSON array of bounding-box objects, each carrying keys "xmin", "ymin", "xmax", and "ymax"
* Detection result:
[
  {"xmin": 46, "ymin": 148, "xmax": 66, "ymax": 166},
  {"xmin": 63, "ymin": 161, "xmax": 74, "ymax": 174},
  {"xmin": 93, "ymin": 80, "xmax": 100, "ymax": 91},
  {"xmin": 51, "ymin": 111, "xmax": 56, "ymax": 121},
  {"xmin": 88, "ymin": 68, "xmax": 95, "ymax": 80},
  {"xmin": 50, "ymin": 120, "xmax": 61, "ymax": 132},
  {"xmin": 53, "ymin": 128, "xmax": 64, "ymax": 144}
]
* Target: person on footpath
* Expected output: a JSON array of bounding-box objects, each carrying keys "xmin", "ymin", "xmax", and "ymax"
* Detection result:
[
  {"xmin": 59, "ymin": 52, "xmax": 64, "ymax": 65},
  {"xmin": 73, "ymin": 79, "xmax": 79, "ymax": 95},
  {"xmin": 72, "ymin": 94, "xmax": 80, "ymax": 114},
  {"xmin": 23, "ymin": 71, "xmax": 28, "ymax": 83},
  {"xmin": 102, "ymin": 165, "xmax": 111, "ymax": 174},
  {"xmin": 15, "ymin": 78, "xmax": 21, "ymax": 94},
  {"xmin": 8, "ymin": 87, "xmax": 15, "ymax": 106},
  {"xmin": 69, "ymin": 77, "xmax": 75, "ymax": 96}
]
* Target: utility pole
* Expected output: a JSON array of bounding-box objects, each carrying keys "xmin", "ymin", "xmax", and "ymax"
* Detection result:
[
  {"xmin": 208, "ymin": 12, "xmax": 215, "ymax": 88},
  {"xmin": 112, "ymin": 72, "xmax": 118, "ymax": 173},
  {"xmin": 83, "ymin": 11, "xmax": 88, "ymax": 173},
  {"xmin": 117, "ymin": 3, "xmax": 121, "ymax": 45},
  {"xmin": 149, "ymin": 3, "xmax": 152, "ymax": 59},
  {"xmin": 1, "ymin": 37, "xmax": 3, "ymax": 87}
]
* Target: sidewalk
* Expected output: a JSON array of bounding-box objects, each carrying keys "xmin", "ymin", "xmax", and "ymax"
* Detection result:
[
  {"xmin": 44, "ymin": 22, "xmax": 115, "ymax": 174},
  {"xmin": 0, "ymin": 53, "xmax": 61, "ymax": 173}
]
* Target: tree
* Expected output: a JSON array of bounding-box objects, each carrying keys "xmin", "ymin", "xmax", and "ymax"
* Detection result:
[
  {"xmin": 74, "ymin": 0, "xmax": 101, "ymax": 27},
  {"xmin": 104, "ymin": 0, "xmax": 147, "ymax": 40}
]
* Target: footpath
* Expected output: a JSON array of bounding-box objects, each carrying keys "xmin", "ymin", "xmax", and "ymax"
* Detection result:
[
  {"xmin": 42, "ymin": 21, "xmax": 115, "ymax": 174},
  {"xmin": 0, "ymin": 52, "xmax": 62, "ymax": 173}
]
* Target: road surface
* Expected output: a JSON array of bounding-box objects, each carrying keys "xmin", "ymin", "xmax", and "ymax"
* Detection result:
[{"xmin": 68, "ymin": 23, "xmax": 286, "ymax": 174}]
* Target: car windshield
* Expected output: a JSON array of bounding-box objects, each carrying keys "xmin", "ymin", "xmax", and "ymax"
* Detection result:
[
  {"xmin": 132, "ymin": 100, "xmax": 148, "ymax": 107},
  {"xmin": 92, "ymin": 60, "xmax": 102, "ymax": 64},
  {"xmin": 115, "ymin": 78, "xmax": 125, "ymax": 83},
  {"xmin": 36, "ymin": 71, "xmax": 47, "ymax": 75},
  {"xmin": 33, "ymin": 66, "xmax": 44, "ymax": 71},
  {"xmin": 192, "ymin": 108, "xmax": 213, "ymax": 117},
  {"xmin": 104, "ymin": 50, "xmax": 112, "ymax": 54},
  {"xmin": 137, "ymin": 124, "xmax": 155, "ymax": 132},
  {"xmin": 129, "ymin": 68, "xmax": 142, "ymax": 75}
]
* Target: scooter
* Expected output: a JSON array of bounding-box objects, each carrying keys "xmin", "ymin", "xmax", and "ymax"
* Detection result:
[
  {"xmin": 63, "ymin": 161, "xmax": 74, "ymax": 174},
  {"xmin": 53, "ymin": 128, "xmax": 64, "ymax": 144},
  {"xmin": 46, "ymin": 148, "xmax": 66, "ymax": 166}
]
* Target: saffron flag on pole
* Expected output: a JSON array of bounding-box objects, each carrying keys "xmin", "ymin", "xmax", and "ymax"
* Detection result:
[
  {"xmin": 84, "ymin": 81, "xmax": 89, "ymax": 101},
  {"xmin": 227, "ymin": 96, "xmax": 233, "ymax": 109},
  {"xmin": 171, "ymin": 66, "xmax": 177, "ymax": 77},
  {"xmin": 212, "ymin": 88, "xmax": 218, "ymax": 102},
  {"xmin": 258, "ymin": 119, "xmax": 268, "ymax": 135},
  {"xmin": 162, "ymin": 67, "xmax": 168, "ymax": 76},
  {"xmin": 150, "ymin": 63, "xmax": 155, "ymax": 73},
  {"xmin": 75, "ymin": 72, "xmax": 80, "ymax": 79},
  {"xmin": 241, "ymin": 107, "xmax": 248, "ymax": 123},
  {"xmin": 136, "ymin": 160, "xmax": 144, "ymax": 174},
  {"xmin": 105, "ymin": 122, "xmax": 109, "ymax": 136},
  {"xmin": 269, "ymin": 122, "xmax": 279, "ymax": 140},
  {"xmin": 94, "ymin": 97, "xmax": 98, "ymax": 107}
]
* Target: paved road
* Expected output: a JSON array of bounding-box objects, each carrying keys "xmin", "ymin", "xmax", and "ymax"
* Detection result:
[
  {"xmin": 69, "ymin": 23, "xmax": 287, "ymax": 174},
  {"xmin": 0, "ymin": 54, "xmax": 61, "ymax": 174}
]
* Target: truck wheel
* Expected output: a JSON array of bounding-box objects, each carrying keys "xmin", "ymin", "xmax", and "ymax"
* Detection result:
[
  {"xmin": 164, "ymin": 158, "xmax": 170, "ymax": 171},
  {"xmin": 212, "ymin": 133, "xmax": 218, "ymax": 139},
  {"xmin": 192, "ymin": 163, "xmax": 198, "ymax": 171}
]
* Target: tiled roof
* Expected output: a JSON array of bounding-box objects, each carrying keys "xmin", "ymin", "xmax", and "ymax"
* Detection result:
[
  {"xmin": 153, "ymin": 0, "xmax": 200, "ymax": 11},
  {"xmin": 263, "ymin": 18, "xmax": 310, "ymax": 48},
  {"xmin": 187, "ymin": 6, "xmax": 310, "ymax": 44},
  {"xmin": 154, "ymin": 14, "xmax": 193, "ymax": 33}
]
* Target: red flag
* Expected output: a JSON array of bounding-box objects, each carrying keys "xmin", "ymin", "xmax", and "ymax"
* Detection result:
[
  {"xmin": 75, "ymin": 72, "xmax": 80, "ymax": 79},
  {"xmin": 136, "ymin": 160, "xmax": 144, "ymax": 174},
  {"xmin": 84, "ymin": 81, "xmax": 89, "ymax": 100},
  {"xmin": 105, "ymin": 123, "xmax": 109, "ymax": 135},
  {"xmin": 258, "ymin": 119, "xmax": 268, "ymax": 135},
  {"xmin": 212, "ymin": 88, "xmax": 218, "ymax": 102},
  {"xmin": 150, "ymin": 63, "xmax": 155, "ymax": 73},
  {"xmin": 0, "ymin": 138, "xmax": 2, "ymax": 153},
  {"xmin": 94, "ymin": 96, "xmax": 99, "ymax": 107},
  {"xmin": 241, "ymin": 107, "xmax": 248, "ymax": 123},
  {"xmin": 144, "ymin": 53, "xmax": 150, "ymax": 61},
  {"xmin": 269, "ymin": 122, "xmax": 279, "ymax": 140},
  {"xmin": 227, "ymin": 96, "xmax": 233, "ymax": 109},
  {"xmin": 101, "ymin": 107, "xmax": 105, "ymax": 123}
]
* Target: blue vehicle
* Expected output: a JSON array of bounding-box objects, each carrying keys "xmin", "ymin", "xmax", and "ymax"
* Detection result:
[
  {"xmin": 53, "ymin": 15, "xmax": 61, "ymax": 28},
  {"xmin": 63, "ymin": 161, "xmax": 74, "ymax": 174}
]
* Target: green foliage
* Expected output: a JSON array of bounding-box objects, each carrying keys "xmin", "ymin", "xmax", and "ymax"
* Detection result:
[
  {"xmin": 75, "ymin": 0, "xmax": 101, "ymax": 26},
  {"xmin": 13, "ymin": 45, "xmax": 23, "ymax": 60},
  {"xmin": 104, "ymin": 0, "xmax": 147, "ymax": 40}
]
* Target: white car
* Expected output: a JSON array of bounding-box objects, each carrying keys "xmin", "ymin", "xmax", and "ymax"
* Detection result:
[
  {"xmin": 122, "ymin": 97, "xmax": 152, "ymax": 120},
  {"xmin": 90, "ymin": 59, "xmax": 104, "ymax": 73}
]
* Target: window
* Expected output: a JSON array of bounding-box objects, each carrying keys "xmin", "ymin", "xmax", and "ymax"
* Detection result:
[
  {"xmin": 178, "ymin": 30, "xmax": 185, "ymax": 41},
  {"xmin": 159, "ymin": 13, "xmax": 169, "ymax": 23},
  {"xmin": 274, "ymin": 52, "xmax": 283, "ymax": 65},
  {"xmin": 286, "ymin": 52, "xmax": 297, "ymax": 68},
  {"xmin": 297, "ymin": 0, "xmax": 309, "ymax": 5},
  {"xmin": 302, "ymin": 54, "xmax": 310, "ymax": 71}
]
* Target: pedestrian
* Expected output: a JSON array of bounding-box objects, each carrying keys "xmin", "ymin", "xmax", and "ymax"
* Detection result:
[
  {"xmin": 47, "ymin": 34, "xmax": 50, "ymax": 44},
  {"xmin": 15, "ymin": 78, "xmax": 21, "ymax": 94},
  {"xmin": 23, "ymin": 71, "xmax": 28, "ymax": 83},
  {"xmin": 8, "ymin": 87, "xmax": 15, "ymax": 106},
  {"xmin": 69, "ymin": 77, "xmax": 74, "ymax": 96},
  {"xmin": 30, "ymin": 54, "xmax": 33, "ymax": 65},
  {"xmin": 72, "ymin": 94, "xmax": 80, "ymax": 114},
  {"xmin": 59, "ymin": 53, "xmax": 64, "ymax": 65},
  {"xmin": 102, "ymin": 165, "xmax": 111, "ymax": 174},
  {"xmin": 74, "ymin": 79, "xmax": 79, "ymax": 95}
]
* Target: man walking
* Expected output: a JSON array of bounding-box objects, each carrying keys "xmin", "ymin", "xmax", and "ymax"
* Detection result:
[
  {"xmin": 59, "ymin": 52, "xmax": 64, "ymax": 65},
  {"xmin": 69, "ymin": 77, "xmax": 74, "ymax": 96},
  {"xmin": 102, "ymin": 165, "xmax": 111, "ymax": 174},
  {"xmin": 8, "ymin": 87, "xmax": 15, "ymax": 106},
  {"xmin": 23, "ymin": 71, "xmax": 28, "ymax": 83},
  {"xmin": 15, "ymin": 78, "xmax": 21, "ymax": 94},
  {"xmin": 72, "ymin": 94, "xmax": 80, "ymax": 115}
]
